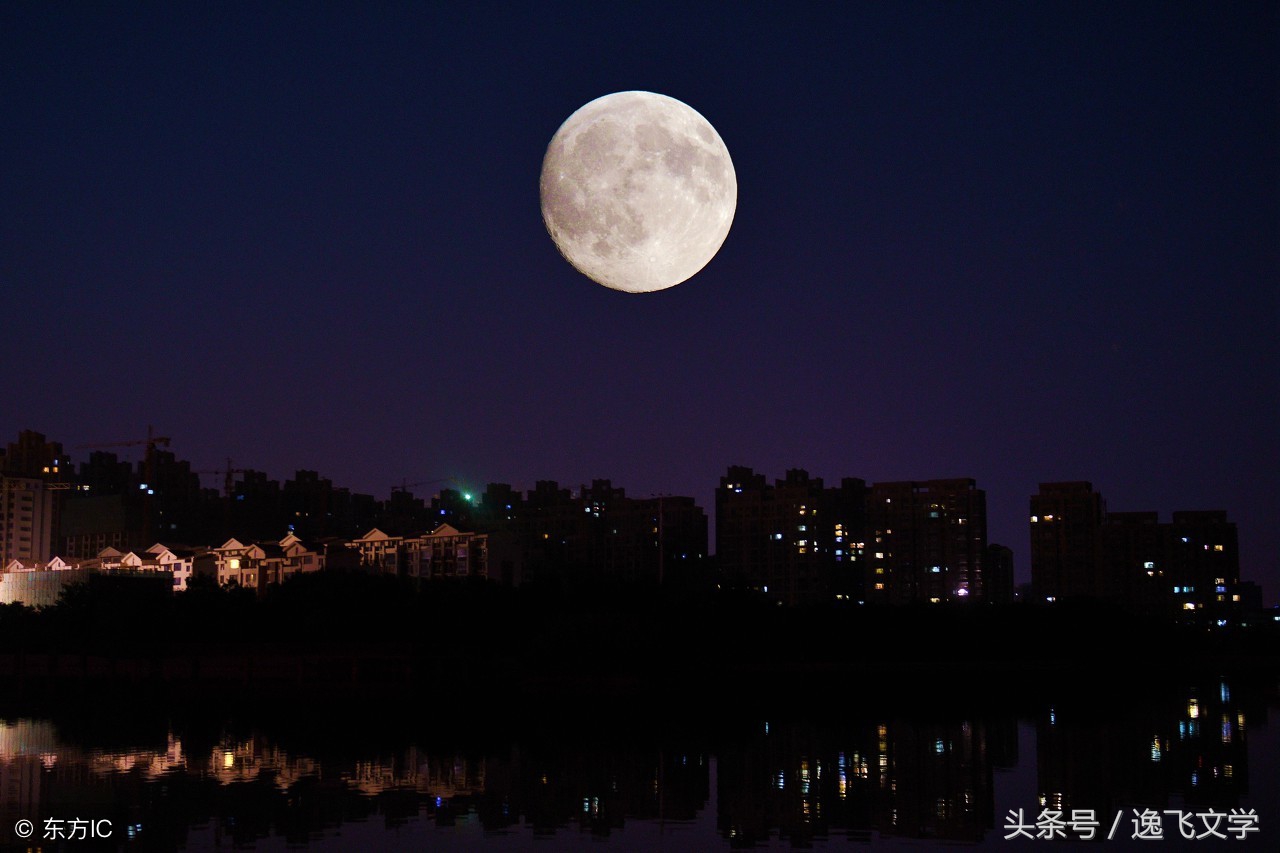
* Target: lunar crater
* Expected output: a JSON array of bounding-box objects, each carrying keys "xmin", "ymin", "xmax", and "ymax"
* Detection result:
[{"xmin": 540, "ymin": 91, "xmax": 736, "ymax": 293}]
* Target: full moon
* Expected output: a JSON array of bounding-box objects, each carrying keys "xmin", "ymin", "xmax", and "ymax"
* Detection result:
[{"xmin": 539, "ymin": 91, "xmax": 737, "ymax": 293}]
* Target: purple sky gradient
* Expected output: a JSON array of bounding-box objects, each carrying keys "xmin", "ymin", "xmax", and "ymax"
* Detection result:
[{"xmin": 3, "ymin": 2, "xmax": 1275, "ymax": 597}]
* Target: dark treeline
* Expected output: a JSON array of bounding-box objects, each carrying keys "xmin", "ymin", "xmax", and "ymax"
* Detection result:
[{"xmin": 2, "ymin": 573, "xmax": 1278, "ymax": 696}]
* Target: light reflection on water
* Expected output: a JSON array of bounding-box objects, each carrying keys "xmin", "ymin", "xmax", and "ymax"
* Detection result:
[{"xmin": 0, "ymin": 677, "xmax": 1275, "ymax": 850}]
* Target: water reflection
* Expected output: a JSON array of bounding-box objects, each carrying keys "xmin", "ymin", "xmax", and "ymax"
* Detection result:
[
  {"xmin": 1037, "ymin": 679, "xmax": 1255, "ymax": 820},
  {"xmin": 0, "ymin": 677, "xmax": 1273, "ymax": 849},
  {"xmin": 718, "ymin": 715, "xmax": 1018, "ymax": 845}
]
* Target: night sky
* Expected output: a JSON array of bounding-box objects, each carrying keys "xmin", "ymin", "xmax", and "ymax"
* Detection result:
[{"xmin": 3, "ymin": 2, "xmax": 1275, "ymax": 596}]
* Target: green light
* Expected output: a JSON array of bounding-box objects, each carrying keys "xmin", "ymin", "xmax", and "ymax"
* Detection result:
[{"xmin": 463, "ymin": 493, "xmax": 473, "ymax": 502}]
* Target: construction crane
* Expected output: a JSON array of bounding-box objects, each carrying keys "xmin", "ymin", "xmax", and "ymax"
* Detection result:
[
  {"xmin": 390, "ymin": 477, "xmax": 459, "ymax": 495},
  {"xmin": 76, "ymin": 425, "xmax": 171, "ymax": 480},
  {"xmin": 1, "ymin": 479, "xmax": 74, "ymax": 490},
  {"xmin": 193, "ymin": 459, "xmax": 251, "ymax": 499},
  {"xmin": 75, "ymin": 425, "xmax": 172, "ymax": 542}
]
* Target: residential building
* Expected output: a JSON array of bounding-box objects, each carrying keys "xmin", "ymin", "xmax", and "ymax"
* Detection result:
[
  {"xmin": 0, "ymin": 477, "xmax": 58, "ymax": 568},
  {"xmin": 1029, "ymin": 483, "xmax": 1245, "ymax": 622},
  {"xmin": 0, "ymin": 431, "xmax": 65, "ymax": 479},
  {"xmin": 1029, "ymin": 482, "xmax": 1106, "ymax": 603},
  {"xmin": 716, "ymin": 466, "xmax": 866, "ymax": 605},
  {"xmin": 1167, "ymin": 511, "xmax": 1239, "ymax": 624},
  {"xmin": 986, "ymin": 544, "xmax": 1015, "ymax": 605},
  {"xmin": 866, "ymin": 479, "xmax": 987, "ymax": 604},
  {"xmin": 210, "ymin": 538, "xmax": 258, "ymax": 589},
  {"xmin": 1098, "ymin": 511, "xmax": 1167, "ymax": 615},
  {"xmin": 458, "ymin": 479, "xmax": 707, "ymax": 587},
  {"xmin": 146, "ymin": 543, "xmax": 200, "ymax": 592},
  {"xmin": 406, "ymin": 523, "xmax": 489, "ymax": 580},
  {"xmin": 349, "ymin": 528, "xmax": 405, "ymax": 575}
]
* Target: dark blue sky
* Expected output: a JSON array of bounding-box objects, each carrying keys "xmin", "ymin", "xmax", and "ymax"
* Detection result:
[{"xmin": 3, "ymin": 2, "xmax": 1275, "ymax": 594}]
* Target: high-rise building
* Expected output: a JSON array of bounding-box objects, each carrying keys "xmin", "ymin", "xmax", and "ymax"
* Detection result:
[
  {"xmin": 1030, "ymin": 483, "xmax": 1244, "ymax": 621},
  {"xmin": 866, "ymin": 479, "xmax": 987, "ymax": 604},
  {"xmin": 0, "ymin": 478, "xmax": 58, "ymax": 567},
  {"xmin": 472, "ymin": 479, "xmax": 707, "ymax": 587},
  {"xmin": 986, "ymin": 544, "xmax": 1015, "ymax": 605},
  {"xmin": 715, "ymin": 466, "xmax": 866, "ymax": 605},
  {"xmin": 0, "ymin": 431, "xmax": 65, "ymax": 479},
  {"xmin": 1167, "ymin": 511, "xmax": 1239, "ymax": 623},
  {"xmin": 0, "ymin": 431, "xmax": 67, "ymax": 567},
  {"xmin": 1098, "ymin": 511, "xmax": 1166, "ymax": 614},
  {"xmin": 1029, "ymin": 482, "xmax": 1105, "ymax": 603}
]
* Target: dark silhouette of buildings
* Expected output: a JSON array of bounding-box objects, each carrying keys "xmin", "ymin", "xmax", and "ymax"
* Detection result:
[
  {"xmin": 0, "ymin": 430, "xmax": 64, "ymax": 477},
  {"xmin": 986, "ymin": 544, "xmax": 1015, "ymax": 605},
  {"xmin": 1, "ymin": 431, "xmax": 67, "ymax": 566},
  {"xmin": 60, "ymin": 449, "xmax": 221, "ymax": 558},
  {"xmin": 1029, "ymin": 482, "xmax": 1243, "ymax": 622},
  {"xmin": 1029, "ymin": 482, "xmax": 1106, "ymax": 602},
  {"xmin": 716, "ymin": 468, "xmax": 991, "ymax": 606},
  {"xmin": 867, "ymin": 479, "xmax": 988, "ymax": 605},
  {"xmin": 716, "ymin": 467, "xmax": 867, "ymax": 606},
  {"xmin": 4, "ymin": 428, "xmax": 1266, "ymax": 614},
  {"xmin": 456, "ymin": 479, "xmax": 708, "ymax": 586}
]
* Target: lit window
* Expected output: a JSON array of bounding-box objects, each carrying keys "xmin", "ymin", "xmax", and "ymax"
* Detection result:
[
  {"xmin": 874, "ymin": 582, "xmax": 884, "ymax": 590},
  {"xmin": 875, "ymin": 552, "xmax": 884, "ymax": 559},
  {"xmin": 1183, "ymin": 603, "xmax": 1196, "ymax": 611},
  {"xmin": 1214, "ymin": 545, "xmax": 1224, "ymax": 552}
]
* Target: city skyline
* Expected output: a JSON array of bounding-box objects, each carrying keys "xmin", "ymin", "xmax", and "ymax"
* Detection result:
[
  {"xmin": 3, "ymin": 5, "xmax": 1275, "ymax": 600},
  {"xmin": 2, "ymin": 427, "xmax": 1269, "ymax": 610}
]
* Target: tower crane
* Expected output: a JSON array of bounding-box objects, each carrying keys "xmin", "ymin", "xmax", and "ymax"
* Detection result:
[
  {"xmin": 193, "ymin": 459, "xmax": 251, "ymax": 499},
  {"xmin": 390, "ymin": 476, "xmax": 460, "ymax": 495},
  {"xmin": 75, "ymin": 425, "xmax": 172, "ymax": 542}
]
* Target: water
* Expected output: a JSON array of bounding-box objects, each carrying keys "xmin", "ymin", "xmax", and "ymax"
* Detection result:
[{"xmin": 0, "ymin": 674, "xmax": 1275, "ymax": 850}]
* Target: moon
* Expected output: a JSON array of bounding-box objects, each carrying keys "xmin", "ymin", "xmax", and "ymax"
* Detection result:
[{"xmin": 539, "ymin": 91, "xmax": 737, "ymax": 293}]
